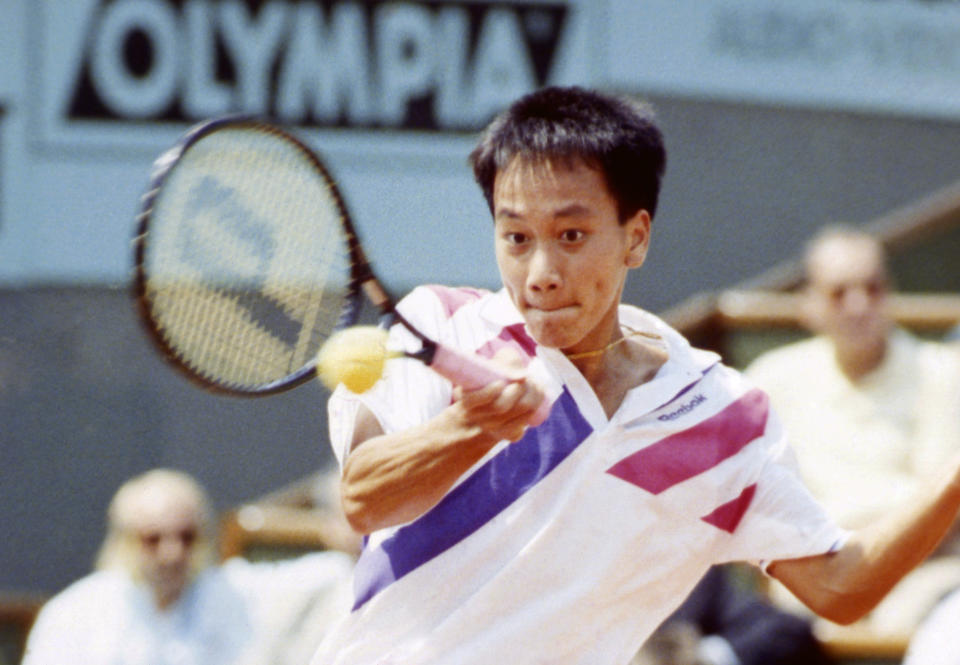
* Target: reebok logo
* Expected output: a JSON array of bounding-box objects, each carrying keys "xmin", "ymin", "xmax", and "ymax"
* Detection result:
[{"xmin": 658, "ymin": 394, "xmax": 707, "ymax": 422}]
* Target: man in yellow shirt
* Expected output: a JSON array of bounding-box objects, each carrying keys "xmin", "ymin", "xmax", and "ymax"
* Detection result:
[{"xmin": 747, "ymin": 227, "xmax": 960, "ymax": 634}]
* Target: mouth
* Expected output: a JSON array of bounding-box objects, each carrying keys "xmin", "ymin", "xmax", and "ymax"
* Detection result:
[
  {"xmin": 521, "ymin": 304, "xmax": 581, "ymax": 337},
  {"xmin": 524, "ymin": 301, "xmax": 576, "ymax": 314}
]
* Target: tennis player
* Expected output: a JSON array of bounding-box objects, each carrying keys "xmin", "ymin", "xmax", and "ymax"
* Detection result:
[{"xmin": 311, "ymin": 86, "xmax": 960, "ymax": 664}]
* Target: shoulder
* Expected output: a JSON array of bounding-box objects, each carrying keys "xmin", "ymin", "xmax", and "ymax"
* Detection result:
[
  {"xmin": 896, "ymin": 330, "xmax": 960, "ymax": 393},
  {"xmin": 744, "ymin": 336, "xmax": 828, "ymax": 383},
  {"xmin": 748, "ymin": 336, "xmax": 824, "ymax": 368},
  {"xmin": 619, "ymin": 304, "xmax": 760, "ymax": 406},
  {"xmin": 43, "ymin": 570, "xmax": 126, "ymax": 609},
  {"xmin": 30, "ymin": 570, "xmax": 128, "ymax": 632},
  {"xmin": 618, "ymin": 303, "xmax": 720, "ymax": 370},
  {"xmin": 393, "ymin": 285, "xmax": 497, "ymax": 340},
  {"xmin": 895, "ymin": 328, "xmax": 960, "ymax": 364},
  {"xmin": 398, "ymin": 285, "xmax": 494, "ymax": 320}
]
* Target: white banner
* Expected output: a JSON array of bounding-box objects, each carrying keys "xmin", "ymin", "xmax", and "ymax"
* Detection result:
[
  {"xmin": 0, "ymin": 0, "xmax": 589, "ymax": 287},
  {"xmin": 603, "ymin": 0, "xmax": 960, "ymax": 120},
  {"xmin": 3, "ymin": 0, "xmax": 960, "ymax": 286}
]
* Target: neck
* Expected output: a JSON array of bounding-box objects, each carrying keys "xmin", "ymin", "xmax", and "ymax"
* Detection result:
[
  {"xmin": 153, "ymin": 590, "xmax": 179, "ymax": 611},
  {"xmin": 833, "ymin": 334, "xmax": 887, "ymax": 381},
  {"xmin": 568, "ymin": 347, "xmax": 611, "ymax": 386},
  {"xmin": 566, "ymin": 326, "xmax": 668, "ymax": 418},
  {"xmin": 564, "ymin": 326, "xmax": 635, "ymax": 380}
]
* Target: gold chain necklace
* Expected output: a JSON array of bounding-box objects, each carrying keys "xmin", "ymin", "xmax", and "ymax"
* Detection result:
[{"xmin": 564, "ymin": 326, "xmax": 649, "ymax": 361}]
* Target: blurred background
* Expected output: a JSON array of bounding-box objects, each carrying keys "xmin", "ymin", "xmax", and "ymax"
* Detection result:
[{"xmin": 2, "ymin": 0, "xmax": 960, "ymax": 640}]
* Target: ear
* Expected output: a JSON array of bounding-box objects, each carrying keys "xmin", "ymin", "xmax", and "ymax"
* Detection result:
[{"xmin": 624, "ymin": 209, "xmax": 651, "ymax": 269}]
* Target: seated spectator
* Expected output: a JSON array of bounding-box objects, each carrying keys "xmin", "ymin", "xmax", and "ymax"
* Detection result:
[
  {"xmin": 21, "ymin": 468, "xmax": 355, "ymax": 665},
  {"xmin": 745, "ymin": 226, "xmax": 960, "ymax": 635},
  {"xmin": 631, "ymin": 566, "xmax": 834, "ymax": 665}
]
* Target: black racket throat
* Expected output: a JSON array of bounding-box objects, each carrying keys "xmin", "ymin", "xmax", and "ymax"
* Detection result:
[{"xmin": 382, "ymin": 309, "xmax": 438, "ymax": 365}]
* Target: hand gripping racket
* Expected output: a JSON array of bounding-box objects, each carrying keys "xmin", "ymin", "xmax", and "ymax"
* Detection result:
[{"xmin": 133, "ymin": 117, "xmax": 549, "ymax": 424}]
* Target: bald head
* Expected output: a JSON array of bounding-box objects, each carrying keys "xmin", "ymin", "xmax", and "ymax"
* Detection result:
[
  {"xmin": 805, "ymin": 229, "xmax": 887, "ymax": 290},
  {"xmin": 98, "ymin": 469, "xmax": 215, "ymax": 609},
  {"xmin": 802, "ymin": 227, "xmax": 892, "ymax": 367}
]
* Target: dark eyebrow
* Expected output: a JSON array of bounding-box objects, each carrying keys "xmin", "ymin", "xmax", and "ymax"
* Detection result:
[
  {"xmin": 554, "ymin": 203, "xmax": 590, "ymax": 218},
  {"xmin": 495, "ymin": 203, "xmax": 591, "ymax": 220},
  {"xmin": 495, "ymin": 206, "xmax": 523, "ymax": 220}
]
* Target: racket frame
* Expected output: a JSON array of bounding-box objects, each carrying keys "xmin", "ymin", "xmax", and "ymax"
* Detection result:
[{"xmin": 133, "ymin": 116, "xmax": 371, "ymax": 396}]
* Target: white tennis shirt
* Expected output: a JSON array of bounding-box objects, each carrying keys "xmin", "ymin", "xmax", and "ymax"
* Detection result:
[{"xmin": 315, "ymin": 287, "xmax": 845, "ymax": 665}]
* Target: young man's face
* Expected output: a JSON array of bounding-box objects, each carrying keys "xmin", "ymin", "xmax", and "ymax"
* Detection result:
[{"xmin": 493, "ymin": 156, "xmax": 650, "ymax": 355}]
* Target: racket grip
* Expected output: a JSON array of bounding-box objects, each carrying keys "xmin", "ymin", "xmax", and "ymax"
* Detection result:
[{"xmin": 429, "ymin": 344, "xmax": 551, "ymax": 426}]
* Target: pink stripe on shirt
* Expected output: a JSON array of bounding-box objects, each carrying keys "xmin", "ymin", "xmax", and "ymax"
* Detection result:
[
  {"xmin": 606, "ymin": 389, "xmax": 769, "ymax": 495},
  {"xmin": 425, "ymin": 285, "xmax": 486, "ymax": 317},
  {"xmin": 701, "ymin": 483, "xmax": 757, "ymax": 533}
]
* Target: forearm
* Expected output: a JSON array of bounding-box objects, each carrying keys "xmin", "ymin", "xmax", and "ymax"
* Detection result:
[
  {"xmin": 771, "ymin": 461, "xmax": 960, "ymax": 624},
  {"xmin": 341, "ymin": 404, "xmax": 501, "ymax": 534}
]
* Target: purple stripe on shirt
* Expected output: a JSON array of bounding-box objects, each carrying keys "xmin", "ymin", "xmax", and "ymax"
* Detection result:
[
  {"xmin": 606, "ymin": 389, "xmax": 769, "ymax": 494},
  {"xmin": 351, "ymin": 387, "xmax": 591, "ymax": 611}
]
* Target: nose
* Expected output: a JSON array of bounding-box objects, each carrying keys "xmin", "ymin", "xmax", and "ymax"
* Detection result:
[
  {"xmin": 156, "ymin": 536, "xmax": 190, "ymax": 566},
  {"xmin": 527, "ymin": 245, "xmax": 562, "ymax": 293},
  {"xmin": 844, "ymin": 289, "xmax": 869, "ymax": 314},
  {"xmin": 841, "ymin": 285, "xmax": 880, "ymax": 317}
]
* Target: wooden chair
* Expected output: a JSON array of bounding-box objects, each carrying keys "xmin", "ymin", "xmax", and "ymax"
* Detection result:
[
  {"xmin": 0, "ymin": 592, "xmax": 46, "ymax": 665},
  {"xmin": 218, "ymin": 471, "xmax": 362, "ymax": 562}
]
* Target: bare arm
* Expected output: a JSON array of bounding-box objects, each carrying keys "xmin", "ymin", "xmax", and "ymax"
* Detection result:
[
  {"xmin": 341, "ymin": 376, "xmax": 543, "ymax": 534},
  {"xmin": 769, "ymin": 460, "xmax": 960, "ymax": 624}
]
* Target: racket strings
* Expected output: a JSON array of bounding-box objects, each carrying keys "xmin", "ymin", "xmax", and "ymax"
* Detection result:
[{"xmin": 142, "ymin": 125, "xmax": 352, "ymax": 391}]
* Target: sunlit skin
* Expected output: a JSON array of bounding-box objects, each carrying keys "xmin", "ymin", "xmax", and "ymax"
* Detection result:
[
  {"xmin": 802, "ymin": 234, "xmax": 891, "ymax": 381},
  {"xmin": 493, "ymin": 156, "xmax": 650, "ymax": 360}
]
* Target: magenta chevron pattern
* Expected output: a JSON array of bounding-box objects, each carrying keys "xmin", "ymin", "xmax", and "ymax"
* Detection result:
[
  {"xmin": 701, "ymin": 483, "xmax": 757, "ymax": 533},
  {"xmin": 606, "ymin": 389, "xmax": 769, "ymax": 496}
]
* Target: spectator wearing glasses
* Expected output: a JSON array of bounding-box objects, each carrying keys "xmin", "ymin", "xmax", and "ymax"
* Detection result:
[
  {"xmin": 21, "ymin": 468, "xmax": 356, "ymax": 665},
  {"xmin": 745, "ymin": 226, "xmax": 960, "ymax": 636}
]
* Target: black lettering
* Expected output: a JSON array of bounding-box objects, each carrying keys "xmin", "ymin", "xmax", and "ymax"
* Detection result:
[{"xmin": 67, "ymin": 0, "xmax": 568, "ymax": 131}]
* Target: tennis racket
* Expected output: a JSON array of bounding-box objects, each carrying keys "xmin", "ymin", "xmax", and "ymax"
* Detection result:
[{"xmin": 133, "ymin": 117, "xmax": 550, "ymax": 423}]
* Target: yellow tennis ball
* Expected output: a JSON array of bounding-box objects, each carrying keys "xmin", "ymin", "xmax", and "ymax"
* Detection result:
[{"xmin": 316, "ymin": 326, "xmax": 389, "ymax": 393}]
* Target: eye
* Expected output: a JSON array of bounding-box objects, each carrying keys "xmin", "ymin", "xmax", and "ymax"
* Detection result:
[
  {"xmin": 179, "ymin": 529, "xmax": 198, "ymax": 547},
  {"xmin": 560, "ymin": 229, "xmax": 585, "ymax": 243},
  {"xmin": 503, "ymin": 231, "xmax": 528, "ymax": 245},
  {"xmin": 139, "ymin": 532, "xmax": 162, "ymax": 549},
  {"xmin": 864, "ymin": 279, "xmax": 886, "ymax": 299}
]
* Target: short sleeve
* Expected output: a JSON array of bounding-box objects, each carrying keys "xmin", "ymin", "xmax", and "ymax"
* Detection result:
[{"xmin": 715, "ymin": 399, "xmax": 849, "ymax": 566}]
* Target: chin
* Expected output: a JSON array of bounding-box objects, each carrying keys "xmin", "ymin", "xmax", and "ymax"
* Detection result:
[
  {"xmin": 524, "ymin": 312, "xmax": 562, "ymax": 346},
  {"xmin": 523, "ymin": 311, "xmax": 579, "ymax": 344},
  {"xmin": 529, "ymin": 327, "xmax": 579, "ymax": 351}
]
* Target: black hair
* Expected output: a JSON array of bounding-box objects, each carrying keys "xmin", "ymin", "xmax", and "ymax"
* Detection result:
[{"xmin": 469, "ymin": 86, "xmax": 667, "ymax": 222}]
